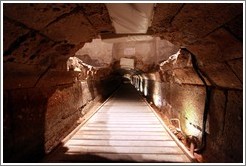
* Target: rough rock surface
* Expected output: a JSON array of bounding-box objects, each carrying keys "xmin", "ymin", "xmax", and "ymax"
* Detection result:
[
  {"xmin": 151, "ymin": 3, "xmax": 242, "ymax": 46},
  {"xmin": 187, "ymin": 28, "xmax": 243, "ymax": 63},
  {"xmin": 3, "ymin": 3, "xmax": 243, "ymax": 163},
  {"xmin": 134, "ymin": 48, "xmax": 243, "ymax": 163}
]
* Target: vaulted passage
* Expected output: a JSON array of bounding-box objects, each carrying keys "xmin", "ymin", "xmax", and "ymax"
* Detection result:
[{"xmin": 2, "ymin": 2, "xmax": 243, "ymax": 164}]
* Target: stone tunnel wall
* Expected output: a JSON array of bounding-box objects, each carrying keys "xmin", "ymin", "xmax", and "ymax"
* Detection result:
[
  {"xmin": 131, "ymin": 48, "xmax": 243, "ymax": 163},
  {"xmin": 145, "ymin": 3, "xmax": 243, "ymax": 162},
  {"xmin": 3, "ymin": 2, "xmax": 243, "ymax": 163},
  {"xmin": 3, "ymin": 3, "xmax": 119, "ymax": 162},
  {"xmin": 3, "ymin": 67, "xmax": 121, "ymax": 162}
]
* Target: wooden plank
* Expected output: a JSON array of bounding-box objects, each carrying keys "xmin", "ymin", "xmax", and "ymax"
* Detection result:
[
  {"xmin": 94, "ymin": 114, "xmax": 155, "ymax": 117},
  {"xmin": 97, "ymin": 110, "xmax": 152, "ymax": 113},
  {"xmin": 89, "ymin": 121, "xmax": 161, "ymax": 124},
  {"xmin": 66, "ymin": 139, "xmax": 178, "ymax": 147},
  {"xmin": 93, "ymin": 116, "xmax": 156, "ymax": 119},
  {"xmin": 79, "ymin": 127, "xmax": 165, "ymax": 132},
  {"xmin": 71, "ymin": 134, "xmax": 172, "ymax": 141},
  {"xmin": 64, "ymin": 145, "xmax": 184, "ymax": 154},
  {"xmin": 103, "ymin": 103, "xmax": 148, "ymax": 107},
  {"xmin": 89, "ymin": 119, "xmax": 160, "ymax": 123},
  {"xmin": 96, "ymin": 112, "xmax": 153, "ymax": 114},
  {"xmin": 91, "ymin": 115, "xmax": 158, "ymax": 119},
  {"xmin": 76, "ymin": 130, "xmax": 168, "ymax": 136},
  {"xmin": 86, "ymin": 121, "xmax": 161, "ymax": 125},
  {"xmin": 44, "ymin": 84, "xmax": 192, "ymax": 163},
  {"xmin": 90, "ymin": 117, "xmax": 158, "ymax": 121},
  {"xmin": 85, "ymin": 124, "xmax": 163, "ymax": 128},
  {"xmin": 98, "ymin": 109, "xmax": 151, "ymax": 112}
]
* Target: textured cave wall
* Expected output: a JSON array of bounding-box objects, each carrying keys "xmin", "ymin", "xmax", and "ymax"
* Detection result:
[
  {"xmin": 142, "ymin": 3, "xmax": 243, "ymax": 162},
  {"xmin": 3, "ymin": 69, "xmax": 121, "ymax": 162},
  {"xmin": 3, "ymin": 3, "xmax": 120, "ymax": 162},
  {"xmin": 134, "ymin": 48, "xmax": 242, "ymax": 163},
  {"xmin": 3, "ymin": 2, "xmax": 243, "ymax": 163},
  {"xmin": 133, "ymin": 49, "xmax": 207, "ymax": 141},
  {"xmin": 151, "ymin": 3, "xmax": 242, "ymax": 46}
]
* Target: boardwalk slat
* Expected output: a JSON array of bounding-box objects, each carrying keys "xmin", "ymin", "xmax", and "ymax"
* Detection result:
[
  {"xmin": 65, "ymin": 145, "xmax": 184, "ymax": 154},
  {"xmin": 44, "ymin": 84, "xmax": 191, "ymax": 163},
  {"xmin": 85, "ymin": 124, "xmax": 163, "ymax": 128},
  {"xmin": 80, "ymin": 127, "xmax": 165, "ymax": 132},
  {"xmin": 71, "ymin": 134, "xmax": 173, "ymax": 141},
  {"xmin": 76, "ymin": 130, "xmax": 168, "ymax": 136},
  {"xmin": 66, "ymin": 139, "xmax": 178, "ymax": 147}
]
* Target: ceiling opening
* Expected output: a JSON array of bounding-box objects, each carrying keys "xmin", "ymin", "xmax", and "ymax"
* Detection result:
[{"xmin": 106, "ymin": 3, "xmax": 155, "ymax": 34}]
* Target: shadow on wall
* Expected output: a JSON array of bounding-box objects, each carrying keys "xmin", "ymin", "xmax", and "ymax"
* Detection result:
[
  {"xmin": 4, "ymin": 83, "xmax": 86, "ymax": 162},
  {"xmin": 86, "ymin": 78, "xmax": 96, "ymax": 100},
  {"xmin": 3, "ymin": 74, "xmax": 122, "ymax": 163},
  {"xmin": 3, "ymin": 87, "xmax": 53, "ymax": 162}
]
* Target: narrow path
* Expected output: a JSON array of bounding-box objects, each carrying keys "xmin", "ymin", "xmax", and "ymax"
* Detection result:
[{"xmin": 44, "ymin": 84, "xmax": 192, "ymax": 163}]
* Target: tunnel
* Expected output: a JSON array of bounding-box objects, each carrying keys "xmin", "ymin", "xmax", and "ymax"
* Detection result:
[{"xmin": 2, "ymin": 2, "xmax": 243, "ymax": 164}]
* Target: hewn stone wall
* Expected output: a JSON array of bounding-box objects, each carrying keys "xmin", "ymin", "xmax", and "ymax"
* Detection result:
[
  {"xmin": 3, "ymin": 3, "xmax": 117, "ymax": 162},
  {"xmin": 148, "ymin": 3, "xmax": 243, "ymax": 162},
  {"xmin": 3, "ymin": 70, "xmax": 121, "ymax": 162},
  {"xmin": 3, "ymin": 3, "xmax": 243, "ymax": 163},
  {"xmin": 132, "ymin": 48, "xmax": 243, "ymax": 162}
]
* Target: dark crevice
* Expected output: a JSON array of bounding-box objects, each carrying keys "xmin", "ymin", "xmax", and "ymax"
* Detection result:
[
  {"xmin": 3, "ymin": 30, "xmax": 32, "ymax": 56},
  {"xmin": 33, "ymin": 65, "xmax": 52, "ymax": 87},
  {"xmin": 5, "ymin": 57, "xmax": 15, "ymax": 62},
  {"xmin": 201, "ymin": 24, "xmax": 224, "ymax": 39},
  {"xmin": 29, "ymin": 48, "xmax": 41, "ymax": 60},
  {"xmin": 195, "ymin": 68, "xmax": 216, "ymax": 88},
  {"xmin": 201, "ymin": 13, "xmax": 243, "ymax": 40},
  {"xmin": 226, "ymin": 57, "xmax": 243, "ymax": 62},
  {"xmin": 223, "ymin": 24, "xmax": 243, "ymax": 42},
  {"xmin": 195, "ymin": 65, "xmax": 242, "ymax": 91},
  {"xmin": 222, "ymin": 90, "xmax": 228, "ymax": 134},
  {"xmin": 169, "ymin": 4, "xmax": 185, "ymax": 25},
  {"xmin": 223, "ymin": 13, "xmax": 243, "ymax": 42},
  {"xmin": 4, "ymin": 15, "xmax": 60, "ymax": 43},
  {"xmin": 44, "ymin": 6, "xmax": 83, "ymax": 29},
  {"xmin": 225, "ymin": 62, "xmax": 242, "ymax": 84},
  {"xmin": 4, "ymin": 90, "xmax": 15, "ymax": 161},
  {"xmin": 188, "ymin": 48, "xmax": 211, "ymax": 153},
  {"xmin": 79, "ymin": 8, "xmax": 99, "ymax": 33},
  {"xmin": 4, "ymin": 15, "xmax": 31, "ymax": 33}
]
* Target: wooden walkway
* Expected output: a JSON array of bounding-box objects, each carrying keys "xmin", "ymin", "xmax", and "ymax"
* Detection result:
[{"xmin": 44, "ymin": 84, "xmax": 193, "ymax": 163}]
